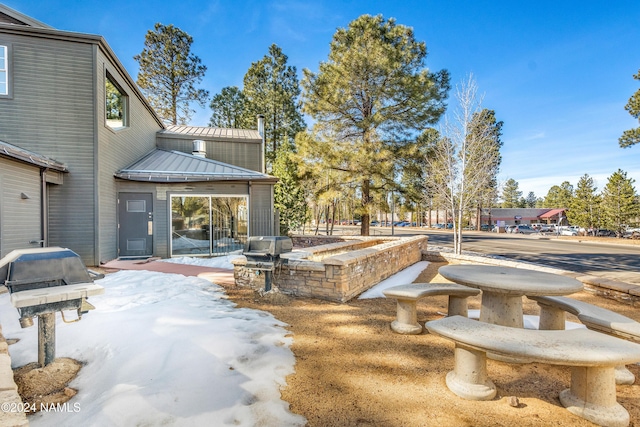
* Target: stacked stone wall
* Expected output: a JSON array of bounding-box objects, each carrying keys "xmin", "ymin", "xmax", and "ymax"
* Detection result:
[{"xmin": 234, "ymin": 235, "xmax": 428, "ymax": 302}]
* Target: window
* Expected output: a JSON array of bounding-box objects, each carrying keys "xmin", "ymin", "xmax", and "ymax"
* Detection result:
[
  {"xmin": 0, "ymin": 45, "xmax": 8, "ymax": 96},
  {"xmin": 105, "ymin": 73, "xmax": 128, "ymax": 128}
]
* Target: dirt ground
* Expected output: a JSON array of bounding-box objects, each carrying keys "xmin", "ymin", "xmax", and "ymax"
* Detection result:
[
  {"xmin": 224, "ymin": 260, "xmax": 640, "ymax": 427},
  {"xmin": 13, "ymin": 260, "xmax": 640, "ymax": 425}
]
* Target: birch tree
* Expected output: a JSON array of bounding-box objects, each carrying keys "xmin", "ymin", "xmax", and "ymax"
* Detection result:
[{"xmin": 427, "ymin": 75, "xmax": 502, "ymax": 254}]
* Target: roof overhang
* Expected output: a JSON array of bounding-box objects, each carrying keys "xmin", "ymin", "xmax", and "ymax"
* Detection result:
[
  {"xmin": 115, "ymin": 149, "xmax": 277, "ymax": 183},
  {"xmin": 0, "ymin": 140, "xmax": 67, "ymax": 172}
]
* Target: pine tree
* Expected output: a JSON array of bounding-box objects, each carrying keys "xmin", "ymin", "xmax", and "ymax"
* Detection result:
[
  {"xmin": 273, "ymin": 139, "xmax": 308, "ymax": 235},
  {"xmin": 600, "ymin": 169, "xmax": 640, "ymax": 235},
  {"xmin": 544, "ymin": 181, "xmax": 574, "ymax": 208},
  {"xmin": 568, "ymin": 174, "xmax": 600, "ymax": 228},
  {"xmin": 525, "ymin": 192, "xmax": 537, "ymax": 208},
  {"xmin": 301, "ymin": 14, "xmax": 450, "ymax": 236},
  {"xmin": 209, "ymin": 86, "xmax": 251, "ymax": 128},
  {"xmin": 501, "ymin": 179, "xmax": 521, "ymax": 208},
  {"xmin": 243, "ymin": 44, "xmax": 305, "ymax": 168},
  {"xmin": 619, "ymin": 69, "xmax": 640, "ymax": 148},
  {"xmin": 135, "ymin": 23, "xmax": 209, "ymax": 125}
]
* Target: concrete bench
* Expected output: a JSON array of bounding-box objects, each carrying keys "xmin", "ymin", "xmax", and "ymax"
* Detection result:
[
  {"xmin": 529, "ymin": 295, "xmax": 640, "ymax": 385},
  {"xmin": 426, "ymin": 315, "xmax": 640, "ymax": 427},
  {"xmin": 382, "ymin": 283, "xmax": 480, "ymax": 334}
]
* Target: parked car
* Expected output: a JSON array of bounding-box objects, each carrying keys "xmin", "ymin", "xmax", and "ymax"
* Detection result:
[
  {"xmin": 559, "ymin": 226, "xmax": 578, "ymax": 236},
  {"xmin": 505, "ymin": 225, "xmax": 517, "ymax": 233},
  {"xmin": 513, "ymin": 225, "xmax": 537, "ymax": 234},
  {"xmin": 596, "ymin": 229, "xmax": 616, "ymax": 237}
]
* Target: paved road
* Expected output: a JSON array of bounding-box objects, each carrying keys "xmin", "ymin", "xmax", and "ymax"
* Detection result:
[{"xmin": 328, "ymin": 226, "xmax": 640, "ymax": 285}]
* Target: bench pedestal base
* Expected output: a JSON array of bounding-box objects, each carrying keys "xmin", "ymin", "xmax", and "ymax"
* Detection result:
[
  {"xmin": 390, "ymin": 295, "xmax": 473, "ymax": 335},
  {"xmin": 560, "ymin": 366, "xmax": 629, "ymax": 427},
  {"xmin": 446, "ymin": 345, "xmax": 496, "ymax": 401},
  {"xmin": 560, "ymin": 367, "xmax": 630, "ymax": 427},
  {"xmin": 537, "ymin": 303, "xmax": 637, "ymax": 385}
]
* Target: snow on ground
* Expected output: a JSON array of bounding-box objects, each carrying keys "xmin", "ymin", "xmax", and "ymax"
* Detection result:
[
  {"xmin": 0, "ymin": 264, "xmax": 306, "ymax": 427},
  {"xmin": 159, "ymin": 254, "xmax": 243, "ymax": 270},
  {"xmin": 358, "ymin": 261, "xmax": 430, "ymax": 299}
]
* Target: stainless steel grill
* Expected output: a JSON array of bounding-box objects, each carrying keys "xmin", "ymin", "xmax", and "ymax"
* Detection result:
[
  {"xmin": 0, "ymin": 247, "xmax": 104, "ymax": 366},
  {"xmin": 242, "ymin": 236, "xmax": 292, "ymax": 291}
]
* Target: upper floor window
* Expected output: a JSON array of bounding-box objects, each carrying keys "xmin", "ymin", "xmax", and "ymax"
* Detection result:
[
  {"xmin": 105, "ymin": 73, "xmax": 128, "ymax": 129},
  {"xmin": 0, "ymin": 45, "xmax": 8, "ymax": 96}
]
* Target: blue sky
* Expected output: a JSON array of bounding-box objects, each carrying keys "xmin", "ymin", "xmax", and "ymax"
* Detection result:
[{"xmin": 5, "ymin": 0, "xmax": 640, "ymax": 198}]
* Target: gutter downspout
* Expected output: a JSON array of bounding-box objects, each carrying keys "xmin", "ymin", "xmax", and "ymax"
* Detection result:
[
  {"xmin": 40, "ymin": 169, "xmax": 48, "ymax": 247},
  {"xmin": 257, "ymin": 114, "xmax": 265, "ymax": 174}
]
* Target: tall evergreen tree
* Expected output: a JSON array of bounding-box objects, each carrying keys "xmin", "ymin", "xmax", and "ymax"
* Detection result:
[
  {"xmin": 209, "ymin": 86, "xmax": 251, "ymax": 128},
  {"xmin": 135, "ymin": 23, "xmax": 209, "ymax": 125},
  {"xmin": 301, "ymin": 14, "xmax": 450, "ymax": 236},
  {"xmin": 273, "ymin": 139, "xmax": 308, "ymax": 235},
  {"xmin": 600, "ymin": 169, "xmax": 640, "ymax": 235},
  {"xmin": 568, "ymin": 174, "xmax": 600, "ymax": 228},
  {"xmin": 544, "ymin": 181, "xmax": 574, "ymax": 208},
  {"xmin": 525, "ymin": 191, "xmax": 537, "ymax": 208},
  {"xmin": 243, "ymin": 44, "xmax": 305, "ymax": 168},
  {"xmin": 501, "ymin": 178, "xmax": 521, "ymax": 208},
  {"xmin": 619, "ymin": 69, "xmax": 640, "ymax": 148}
]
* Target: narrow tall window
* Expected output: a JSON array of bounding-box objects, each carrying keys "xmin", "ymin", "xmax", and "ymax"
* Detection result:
[
  {"xmin": 0, "ymin": 46, "xmax": 8, "ymax": 96},
  {"xmin": 105, "ymin": 74, "xmax": 128, "ymax": 128}
]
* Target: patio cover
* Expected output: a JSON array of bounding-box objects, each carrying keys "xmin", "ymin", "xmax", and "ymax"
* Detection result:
[{"xmin": 115, "ymin": 149, "xmax": 277, "ymax": 183}]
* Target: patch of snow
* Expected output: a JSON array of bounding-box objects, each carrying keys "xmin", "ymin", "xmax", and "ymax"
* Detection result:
[
  {"xmin": 0, "ymin": 270, "xmax": 305, "ymax": 426},
  {"xmin": 358, "ymin": 261, "xmax": 430, "ymax": 299},
  {"xmin": 160, "ymin": 254, "xmax": 243, "ymax": 270}
]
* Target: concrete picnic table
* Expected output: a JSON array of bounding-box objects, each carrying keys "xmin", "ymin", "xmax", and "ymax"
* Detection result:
[{"xmin": 438, "ymin": 265, "xmax": 584, "ymax": 328}]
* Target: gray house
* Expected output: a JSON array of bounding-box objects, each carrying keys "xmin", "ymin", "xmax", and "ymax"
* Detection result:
[{"xmin": 0, "ymin": 4, "xmax": 276, "ymax": 265}]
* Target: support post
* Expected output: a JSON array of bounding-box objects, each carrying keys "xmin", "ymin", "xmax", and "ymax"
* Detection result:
[{"xmin": 38, "ymin": 313, "xmax": 56, "ymax": 367}]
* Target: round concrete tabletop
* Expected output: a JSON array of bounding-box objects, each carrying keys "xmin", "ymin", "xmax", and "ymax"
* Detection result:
[{"xmin": 438, "ymin": 265, "xmax": 583, "ymax": 296}]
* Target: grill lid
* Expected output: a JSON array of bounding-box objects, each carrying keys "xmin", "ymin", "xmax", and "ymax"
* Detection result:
[
  {"xmin": 243, "ymin": 236, "xmax": 292, "ymax": 256},
  {"xmin": 0, "ymin": 247, "xmax": 93, "ymax": 292}
]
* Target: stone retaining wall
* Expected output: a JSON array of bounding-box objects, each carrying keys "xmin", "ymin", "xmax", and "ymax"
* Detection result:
[
  {"xmin": 0, "ymin": 325, "xmax": 29, "ymax": 427},
  {"xmin": 234, "ymin": 235, "xmax": 428, "ymax": 302}
]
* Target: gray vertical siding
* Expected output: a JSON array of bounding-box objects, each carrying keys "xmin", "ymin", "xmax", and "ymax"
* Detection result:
[
  {"xmin": 156, "ymin": 136, "xmax": 262, "ymax": 171},
  {"xmin": 250, "ymin": 183, "xmax": 275, "ymax": 236},
  {"xmin": 0, "ymin": 33, "xmax": 96, "ymax": 264},
  {"xmin": 0, "ymin": 157, "xmax": 42, "ymax": 258},
  {"xmin": 96, "ymin": 50, "xmax": 161, "ymax": 264}
]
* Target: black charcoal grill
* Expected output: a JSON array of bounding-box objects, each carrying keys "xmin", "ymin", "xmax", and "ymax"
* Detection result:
[
  {"xmin": 242, "ymin": 236, "xmax": 292, "ymax": 291},
  {"xmin": 0, "ymin": 247, "xmax": 104, "ymax": 366}
]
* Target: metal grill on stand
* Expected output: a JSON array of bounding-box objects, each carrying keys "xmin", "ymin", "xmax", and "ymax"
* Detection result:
[
  {"xmin": 0, "ymin": 247, "xmax": 104, "ymax": 367},
  {"xmin": 242, "ymin": 236, "xmax": 292, "ymax": 291}
]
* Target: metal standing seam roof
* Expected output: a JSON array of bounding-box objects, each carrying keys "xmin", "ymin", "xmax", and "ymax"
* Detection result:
[
  {"xmin": 0, "ymin": 140, "xmax": 68, "ymax": 172},
  {"xmin": 114, "ymin": 149, "xmax": 277, "ymax": 183},
  {"xmin": 161, "ymin": 125, "xmax": 262, "ymax": 142}
]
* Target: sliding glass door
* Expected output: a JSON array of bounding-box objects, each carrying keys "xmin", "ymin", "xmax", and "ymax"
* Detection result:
[{"xmin": 170, "ymin": 195, "xmax": 248, "ymax": 257}]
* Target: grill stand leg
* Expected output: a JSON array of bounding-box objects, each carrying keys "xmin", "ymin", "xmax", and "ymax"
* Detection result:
[
  {"xmin": 264, "ymin": 270, "xmax": 272, "ymax": 292},
  {"xmin": 38, "ymin": 313, "xmax": 56, "ymax": 367}
]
